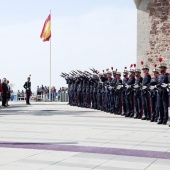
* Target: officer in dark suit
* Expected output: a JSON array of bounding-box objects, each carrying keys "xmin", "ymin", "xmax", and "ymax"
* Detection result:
[
  {"xmin": 157, "ymin": 62, "xmax": 169, "ymax": 124},
  {"xmin": 134, "ymin": 69, "xmax": 143, "ymax": 119},
  {"xmin": 2, "ymin": 78, "xmax": 8, "ymax": 107},
  {"xmin": 114, "ymin": 72, "xmax": 122, "ymax": 114},
  {"xmin": 23, "ymin": 77, "xmax": 31, "ymax": 105},
  {"xmin": 125, "ymin": 67, "xmax": 135, "ymax": 117},
  {"xmin": 122, "ymin": 67, "xmax": 129, "ymax": 116},
  {"xmin": 92, "ymin": 74, "xmax": 98, "ymax": 109},
  {"xmin": 141, "ymin": 65, "xmax": 151, "ymax": 120},
  {"xmin": 101, "ymin": 71, "xmax": 108, "ymax": 111},
  {"xmin": 97, "ymin": 73, "xmax": 103, "ymax": 110},
  {"xmin": 110, "ymin": 69, "xmax": 117, "ymax": 113},
  {"xmin": 105, "ymin": 71, "xmax": 112, "ymax": 112},
  {"xmin": 77, "ymin": 76, "xmax": 83, "ymax": 107},
  {"xmin": 149, "ymin": 67, "xmax": 159, "ymax": 122},
  {"xmin": 66, "ymin": 75, "xmax": 72, "ymax": 105}
]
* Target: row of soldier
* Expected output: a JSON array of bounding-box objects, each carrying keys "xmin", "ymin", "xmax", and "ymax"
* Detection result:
[{"xmin": 61, "ymin": 60, "xmax": 170, "ymax": 126}]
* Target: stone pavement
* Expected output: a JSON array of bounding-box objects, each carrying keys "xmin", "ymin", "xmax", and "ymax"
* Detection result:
[{"xmin": 0, "ymin": 102, "xmax": 170, "ymax": 170}]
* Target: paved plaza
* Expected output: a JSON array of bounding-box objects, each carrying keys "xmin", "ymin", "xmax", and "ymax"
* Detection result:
[{"xmin": 0, "ymin": 102, "xmax": 170, "ymax": 170}]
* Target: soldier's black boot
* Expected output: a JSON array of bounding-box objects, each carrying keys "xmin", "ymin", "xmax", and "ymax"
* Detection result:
[
  {"xmin": 129, "ymin": 113, "xmax": 133, "ymax": 118},
  {"xmin": 121, "ymin": 113, "xmax": 125, "ymax": 116},
  {"xmin": 162, "ymin": 120, "xmax": 167, "ymax": 125},
  {"xmin": 150, "ymin": 118, "xmax": 154, "ymax": 122},
  {"xmin": 157, "ymin": 120, "xmax": 163, "ymax": 124},
  {"xmin": 142, "ymin": 117, "xmax": 147, "ymax": 120},
  {"xmin": 146, "ymin": 117, "xmax": 151, "ymax": 121}
]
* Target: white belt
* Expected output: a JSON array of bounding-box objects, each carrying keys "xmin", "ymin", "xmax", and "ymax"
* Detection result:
[
  {"xmin": 126, "ymin": 85, "xmax": 131, "ymax": 88},
  {"xmin": 142, "ymin": 86, "xmax": 147, "ymax": 90},
  {"xmin": 134, "ymin": 84, "xmax": 139, "ymax": 89},
  {"xmin": 108, "ymin": 86, "xmax": 113, "ymax": 90},
  {"xmin": 150, "ymin": 86, "xmax": 155, "ymax": 90},
  {"xmin": 161, "ymin": 83, "xmax": 168, "ymax": 88},
  {"xmin": 117, "ymin": 85, "xmax": 122, "ymax": 90}
]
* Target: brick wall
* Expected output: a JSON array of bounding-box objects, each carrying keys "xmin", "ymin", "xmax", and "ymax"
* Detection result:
[{"xmin": 137, "ymin": 0, "xmax": 170, "ymax": 72}]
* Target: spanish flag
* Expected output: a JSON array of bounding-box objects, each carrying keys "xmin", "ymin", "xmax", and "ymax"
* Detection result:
[{"xmin": 40, "ymin": 14, "xmax": 51, "ymax": 42}]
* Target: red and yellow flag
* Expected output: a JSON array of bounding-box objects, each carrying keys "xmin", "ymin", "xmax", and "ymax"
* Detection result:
[{"xmin": 40, "ymin": 14, "xmax": 51, "ymax": 42}]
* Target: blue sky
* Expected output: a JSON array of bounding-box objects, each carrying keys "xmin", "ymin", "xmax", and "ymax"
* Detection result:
[{"xmin": 0, "ymin": 0, "xmax": 137, "ymax": 91}]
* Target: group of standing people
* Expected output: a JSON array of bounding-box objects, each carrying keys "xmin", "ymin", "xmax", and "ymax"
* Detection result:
[
  {"xmin": 63, "ymin": 60, "xmax": 170, "ymax": 127},
  {"xmin": 36, "ymin": 85, "xmax": 57, "ymax": 101},
  {"xmin": 0, "ymin": 78, "xmax": 12, "ymax": 107}
]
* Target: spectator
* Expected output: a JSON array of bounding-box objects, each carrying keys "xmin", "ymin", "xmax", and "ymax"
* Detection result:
[
  {"xmin": 0, "ymin": 79, "xmax": 2, "ymax": 103},
  {"xmin": 17, "ymin": 90, "xmax": 21, "ymax": 100},
  {"xmin": 53, "ymin": 87, "xmax": 57, "ymax": 101},
  {"xmin": 58, "ymin": 88, "xmax": 61, "ymax": 101},
  {"xmin": 40, "ymin": 85, "xmax": 44, "ymax": 96},
  {"xmin": 2, "ymin": 78, "xmax": 8, "ymax": 107},
  {"xmin": 6, "ymin": 80, "xmax": 11, "ymax": 106},
  {"xmin": 10, "ymin": 90, "xmax": 14, "ymax": 101},
  {"xmin": 44, "ymin": 86, "xmax": 48, "ymax": 101},
  {"xmin": 21, "ymin": 90, "xmax": 25, "ymax": 100},
  {"xmin": 37, "ymin": 86, "xmax": 41, "ymax": 95},
  {"xmin": 47, "ymin": 87, "xmax": 49, "ymax": 99}
]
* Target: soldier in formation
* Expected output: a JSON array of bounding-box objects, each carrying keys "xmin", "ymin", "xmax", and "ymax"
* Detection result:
[{"xmin": 61, "ymin": 58, "xmax": 170, "ymax": 126}]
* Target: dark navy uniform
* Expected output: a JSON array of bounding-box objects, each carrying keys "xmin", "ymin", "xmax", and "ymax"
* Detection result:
[
  {"xmin": 110, "ymin": 76, "xmax": 117, "ymax": 113},
  {"xmin": 149, "ymin": 76, "xmax": 159, "ymax": 122},
  {"xmin": 2, "ymin": 81, "xmax": 8, "ymax": 106},
  {"xmin": 93, "ymin": 80, "xmax": 98, "ymax": 109},
  {"xmin": 77, "ymin": 79, "xmax": 83, "ymax": 107},
  {"xmin": 122, "ymin": 76, "xmax": 129, "ymax": 115},
  {"xmin": 125, "ymin": 76, "xmax": 135, "ymax": 117},
  {"xmin": 141, "ymin": 73, "xmax": 151, "ymax": 120},
  {"xmin": 104, "ymin": 78, "xmax": 112, "ymax": 112},
  {"xmin": 157, "ymin": 72, "xmax": 169, "ymax": 124},
  {"xmin": 97, "ymin": 81, "xmax": 103, "ymax": 110},
  {"xmin": 101, "ymin": 76, "xmax": 107, "ymax": 111},
  {"xmin": 134, "ymin": 76, "xmax": 143, "ymax": 118},
  {"xmin": 23, "ymin": 80, "xmax": 31, "ymax": 104},
  {"xmin": 115, "ymin": 78, "xmax": 122, "ymax": 114}
]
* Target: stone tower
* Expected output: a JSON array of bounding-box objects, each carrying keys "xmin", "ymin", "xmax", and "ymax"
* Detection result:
[{"xmin": 134, "ymin": 0, "xmax": 170, "ymax": 71}]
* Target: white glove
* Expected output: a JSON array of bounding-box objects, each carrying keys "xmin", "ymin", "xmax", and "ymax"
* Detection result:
[
  {"xmin": 117, "ymin": 85, "xmax": 122, "ymax": 90},
  {"xmin": 150, "ymin": 86, "xmax": 155, "ymax": 90},
  {"xmin": 142, "ymin": 86, "xmax": 147, "ymax": 90},
  {"xmin": 126, "ymin": 85, "xmax": 129, "ymax": 88},
  {"xmin": 134, "ymin": 84, "xmax": 139, "ymax": 88},
  {"xmin": 108, "ymin": 86, "xmax": 112, "ymax": 90},
  {"xmin": 161, "ymin": 83, "xmax": 167, "ymax": 88}
]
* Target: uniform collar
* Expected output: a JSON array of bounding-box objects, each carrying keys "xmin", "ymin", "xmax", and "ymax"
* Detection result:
[
  {"xmin": 130, "ymin": 76, "xmax": 135, "ymax": 78},
  {"xmin": 136, "ymin": 75, "xmax": 142, "ymax": 78},
  {"xmin": 161, "ymin": 72, "xmax": 168, "ymax": 75},
  {"xmin": 145, "ymin": 73, "xmax": 150, "ymax": 76}
]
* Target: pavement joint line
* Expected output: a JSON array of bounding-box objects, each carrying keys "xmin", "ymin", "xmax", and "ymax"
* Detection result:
[
  {"xmin": 131, "ymin": 127, "xmax": 170, "ymax": 150},
  {"xmin": 144, "ymin": 158, "xmax": 158, "ymax": 170},
  {"xmin": 99, "ymin": 130, "xmax": 138, "ymax": 147},
  {"xmin": 39, "ymin": 152, "xmax": 81, "ymax": 170},
  {"xmin": 0, "ymin": 150, "xmax": 46, "ymax": 167},
  {"xmin": 91, "ymin": 155, "xmax": 117, "ymax": 170}
]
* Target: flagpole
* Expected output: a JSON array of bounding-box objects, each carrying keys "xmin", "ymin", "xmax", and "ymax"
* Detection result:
[{"xmin": 49, "ymin": 9, "xmax": 52, "ymax": 102}]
